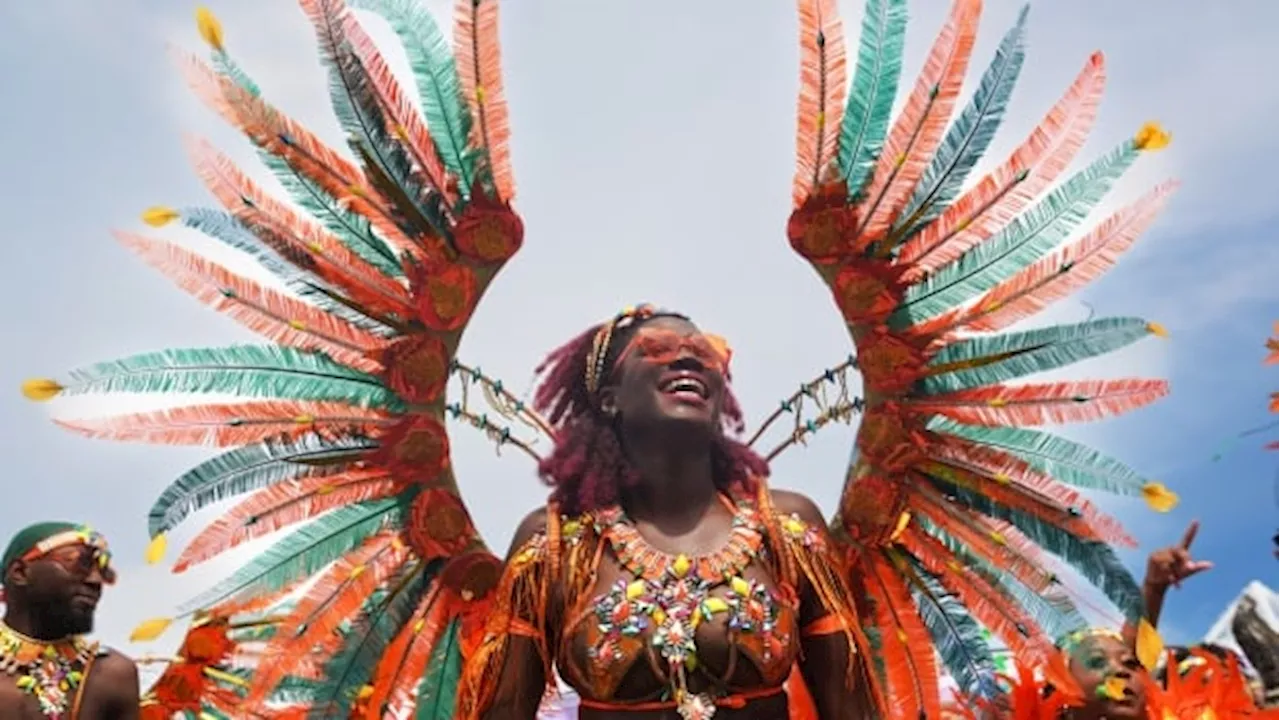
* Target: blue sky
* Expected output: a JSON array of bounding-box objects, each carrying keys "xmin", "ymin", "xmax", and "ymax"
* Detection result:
[{"xmin": 0, "ymin": 0, "xmax": 1275, "ymax": 673}]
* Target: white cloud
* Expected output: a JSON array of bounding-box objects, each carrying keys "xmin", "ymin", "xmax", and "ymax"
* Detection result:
[{"xmin": 1, "ymin": 0, "xmax": 1273, "ymax": 660}]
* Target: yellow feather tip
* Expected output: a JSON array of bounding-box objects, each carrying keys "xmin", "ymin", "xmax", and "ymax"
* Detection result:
[
  {"xmin": 888, "ymin": 511, "xmax": 912, "ymax": 542},
  {"xmin": 1141, "ymin": 482, "xmax": 1179, "ymax": 513},
  {"xmin": 143, "ymin": 534, "xmax": 167, "ymax": 565},
  {"xmin": 141, "ymin": 206, "xmax": 180, "ymax": 228},
  {"xmin": 1147, "ymin": 322, "xmax": 1169, "ymax": 338},
  {"xmin": 195, "ymin": 6, "xmax": 225, "ymax": 51},
  {"xmin": 129, "ymin": 617, "xmax": 174, "ymax": 643},
  {"xmin": 1136, "ymin": 618, "xmax": 1164, "ymax": 671},
  {"xmin": 1134, "ymin": 122, "xmax": 1171, "ymax": 151},
  {"xmin": 21, "ymin": 378, "xmax": 63, "ymax": 402}
]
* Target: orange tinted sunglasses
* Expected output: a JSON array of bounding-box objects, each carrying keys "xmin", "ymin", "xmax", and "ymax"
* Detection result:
[
  {"xmin": 28, "ymin": 544, "xmax": 117, "ymax": 585},
  {"xmin": 618, "ymin": 327, "xmax": 733, "ymax": 373}
]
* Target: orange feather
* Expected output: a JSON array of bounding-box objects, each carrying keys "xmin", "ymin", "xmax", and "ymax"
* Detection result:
[
  {"xmin": 116, "ymin": 231, "xmax": 387, "ymax": 372},
  {"xmin": 367, "ymin": 585, "xmax": 453, "ymax": 717},
  {"xmin": 301, "ymin": 0, "xmax": 453, "ymax": 204},
  {"xmin": 963, "ymin": 180, "xmax": 1178, "ymax": 332},
  {"xmin": 792, "ymin": 0, "xmax": 847, "ymax": 207},
  {"xmin": 174, "ymin": 468, "xmax": 402, "ymax": 572},
  {"xmin": 454, "ymin": 0, "xmax": 514, "ymax": 201},
  {"xmin": 854, "ymin": 0, "xmax": 981, "ymax": 248},
  {"xmin": 923, "ymin": 436, "xmax": 1135, "ymax": 546},
  {"xmin": 174, "ymin": 51, "xmax": 417, "ymax": 253},
  {"xmin": 859, "ymin": 550, "xmax": 940, "ymax": 720},
  {"xmin": 907, "ymin": 379, "xmax": 1169, "ymax": 426},
  {"xmin": 900, "ymin": 525, "xmax": 1070, "ymax": 689},
  {"xmin": 246, "ymin": 534, "xmax": 409, "ymax": 708},
  {"xmin": 185, "ymin": 137, "xmax": 415, "ymax": 318},
  {"xmin": 907, "ymin": 486, "xmax": 1056, "ymax": 592},
  {"xmin": 898, "ymin": 52, "xmax": 1105, "ymax": 275},
  {"xmin": 55, "ymin": 400, "xmax": 390, "ymax": 448}
]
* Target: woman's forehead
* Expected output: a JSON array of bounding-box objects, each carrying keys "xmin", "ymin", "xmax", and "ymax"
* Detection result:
[
  {"xmin": 641, "ymin": 315, "xmax": 699, "ymax": 334},
  {"xmin": 1075, "ymin": 634, "xmax": 1126, "ymax": 655}
]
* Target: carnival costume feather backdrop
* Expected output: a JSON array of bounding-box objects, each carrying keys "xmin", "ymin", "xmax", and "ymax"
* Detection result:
[
  {"xmin": 1265, "ymin": 325, "xmax": 1277, "ymax": 450},
  {"xmin": 23, "ymin": 0, "xmax": 1179, "ymax": 716}
]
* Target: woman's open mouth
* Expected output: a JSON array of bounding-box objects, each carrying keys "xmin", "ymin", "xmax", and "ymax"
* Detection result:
[{"xmin": 659, "ymin": 371, "xmax": 709, "ymax": 405}]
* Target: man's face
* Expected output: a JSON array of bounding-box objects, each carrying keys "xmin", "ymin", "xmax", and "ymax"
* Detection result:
[{"xmin": 12, "ymin": 542, "xmax": 115, "ymax": 636}]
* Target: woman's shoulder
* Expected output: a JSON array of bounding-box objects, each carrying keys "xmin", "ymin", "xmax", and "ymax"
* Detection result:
[
  {"xmin": 506, "ymin": 505, "xmax": 550, "ymax": 559},
  {"xmin": 506, "ymin": 504, "xmax": 595, "ymax": 560},
  {"xmin": 767, "ymin": 488, "xmax": 827, "ymax": 527}
]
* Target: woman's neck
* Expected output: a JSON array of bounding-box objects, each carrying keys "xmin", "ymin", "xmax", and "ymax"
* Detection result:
[{"xmin": 621, "ymin": 433, "xmax": 718, "ymax": 534}]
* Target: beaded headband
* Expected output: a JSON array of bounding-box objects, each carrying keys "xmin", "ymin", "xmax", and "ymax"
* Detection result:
[
  {"xmin": 584, "ymin": 304, "xmax": 658, "ymax": 396},
  {"xmin": 1058, "ymin": 626, "xmax": 1125, "ymax": 655}
]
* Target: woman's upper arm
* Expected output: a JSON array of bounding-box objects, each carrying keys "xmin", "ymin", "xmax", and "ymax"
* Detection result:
[
  {"xmin": 772, "ymin": 490, "xmax": 876, "ymax": 719},
  {"xmin": 476, "ymin": 507, "xmax": 554, "ymax": 720}
]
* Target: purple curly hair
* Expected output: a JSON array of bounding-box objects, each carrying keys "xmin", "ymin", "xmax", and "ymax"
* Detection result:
[{"xmin": 531, "ymin": 310, "xmax": 768, "ymax": 515}]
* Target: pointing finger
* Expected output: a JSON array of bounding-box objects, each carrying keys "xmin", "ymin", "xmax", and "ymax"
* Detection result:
[{"xmin": 1179, "ymin": 520, "xmax": 1201, "ymax": 550}]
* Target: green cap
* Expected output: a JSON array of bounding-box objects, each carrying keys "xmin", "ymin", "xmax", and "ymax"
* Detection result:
[{"xmin": 1, "ymin": 521, "xmax": 82, "ymax": 577}]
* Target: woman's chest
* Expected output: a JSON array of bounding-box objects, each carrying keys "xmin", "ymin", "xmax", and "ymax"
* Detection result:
[{"xmin": 564, "ymin": 557, "xmax": 800, "ymax": 698}]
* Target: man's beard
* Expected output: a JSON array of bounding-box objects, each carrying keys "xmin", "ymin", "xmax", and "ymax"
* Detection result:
[{"xmin": 34, "ymin": 601, "xmax": 95, "ymax": 638}]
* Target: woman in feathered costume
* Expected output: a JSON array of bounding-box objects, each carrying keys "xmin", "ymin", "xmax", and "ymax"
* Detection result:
[
  {"xmin": 22, "ymin": 0, "xmax": 1185, "ymax": 717},
  {"xmin": 458, "ymin": 305, "xmax": 875, "ymax": 719}
]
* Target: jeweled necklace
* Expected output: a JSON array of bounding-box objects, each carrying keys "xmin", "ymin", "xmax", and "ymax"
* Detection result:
[
  {"xmin": 592, "ymin": 496, "xmax": 780, "ymax": 720},
  {"xmin": 0, "ymin": 621, "xmax": 97, "ymax": 719}
]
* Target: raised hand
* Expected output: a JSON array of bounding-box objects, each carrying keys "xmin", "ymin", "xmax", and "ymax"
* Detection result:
[{"xmin": 1145, "ymin": 520, "xmax": 1214, "ymax": 591}]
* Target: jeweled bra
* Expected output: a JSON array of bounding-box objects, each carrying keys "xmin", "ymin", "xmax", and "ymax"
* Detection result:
[{"xmin": 588, "ymin": 497, "xmax": 790, "ymax": 719}]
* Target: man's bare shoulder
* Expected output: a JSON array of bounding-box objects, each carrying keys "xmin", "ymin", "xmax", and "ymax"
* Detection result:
[
  {"xmin": 89, "ymin": 648, "xmax": 140, "ymax": 718},
  {"xmin": 93, "ymin": 648, "xmax": 139, "ymax": 686}
]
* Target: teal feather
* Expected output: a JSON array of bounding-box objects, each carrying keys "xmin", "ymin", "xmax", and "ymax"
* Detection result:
[
  {"xmin": 919, "ymin": 316, "xmax": 1155, "ymax": 394},
  {"xmin": 180, "ymin": 207, "xmax": 299, "ymax": 282},
  {"xmin": 928, "ymin": 480, "xmax": 1143, "ymax": 620},
  {"xmin": 210, "ymin": 49, "xmax": 262, "ymax": 98},
  {"xmin": 925, "ymin": 417, "xmax": 1146, "ymax": 496},
  {"xmin": 905, "ymin": 561, "xmax": 998, "ymax": 698},
  {"xmin": 415, "ymin": 618, "xmax": 463, "ymax": 720},
  {"xmin": 271, "ymin": 676, "xmax": 325, "ymax": 707},
  {"xmin": 147, "ymin": 435, "xmax": 379, "ymax": 537},
  {"xmin": 61, "ymin": 345, "xmax": 401, "ymax": 410},
  {"xmin": 894, "ymin": 139, "xmax": 1141, "ymax": 326},
  {"xmin": 895, "ymin": 6, "xmax": 1028, "ymax": 239},
  {"xmin": 178, "ymin": 207, "xmax": 393, "ymax": 333},
  {"xmin": 260, "ymin": 152, "xmax": 405, "ymax": 278},
  {"xmin": 350, "ymin": 0, "xmax": 476, "ymax": 193},
  {"xmin": 181, "ymin": 495, "xmax": 407, "ymax": 612},
  {"xmin": 309, "ymin": 560, "xmax": 436, "ymax": 718},
  {"xmin": 920, "ymin": 518, "xmax": 1086, "ymax": 640},
  {"xmin": 837, "ymin": 0, "xmax": 908, "ymax": 198},
  {"xmin": 996, "ymin": 575, "xmax": 1087, "ymax": 640},
  {"xmin": 198, "ymin": 34, "xmax": 403, "ymax": 278},
  {"xmin": 308, "ymin": 5, "xmax": 448, "ymax": 237}
]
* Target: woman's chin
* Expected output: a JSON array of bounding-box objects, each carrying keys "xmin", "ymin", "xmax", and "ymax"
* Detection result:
[{"xmin": 658, "ymin": 397, "xmax": 716, "ymax": 424}]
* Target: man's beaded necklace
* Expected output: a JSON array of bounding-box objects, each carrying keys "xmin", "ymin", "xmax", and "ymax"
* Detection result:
[{"xmin": 0, "ymin": 621, "xmax": 97, "ymax": 719}]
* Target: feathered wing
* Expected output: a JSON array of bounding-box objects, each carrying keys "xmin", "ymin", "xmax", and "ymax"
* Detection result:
[
  {"xmin": 774, "ymin": 0, "xmax": 1177, "ymax": 713},
  {"xmin": 27, "ymin": 2, "xmax": 544, "ymax": 716},
  {"xmin": 1267, "ymin": 325, "xmax": 1278, "ymax": 451}
]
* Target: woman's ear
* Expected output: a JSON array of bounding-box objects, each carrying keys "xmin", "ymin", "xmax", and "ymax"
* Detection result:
[{"xmin": 598, "ymin": 387, "xmax": 618, "ymax": 418}]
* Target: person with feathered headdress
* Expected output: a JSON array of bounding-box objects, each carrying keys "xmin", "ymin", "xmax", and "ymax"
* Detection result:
[{"xmin": 20, "ymin": 0, "xmax": 1192, "ymax": 716}]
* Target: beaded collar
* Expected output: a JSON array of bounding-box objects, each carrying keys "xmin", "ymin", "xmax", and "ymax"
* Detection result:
[{"xmin": 0, "ymin": 621, "xmax": 98, "ymax": 719}]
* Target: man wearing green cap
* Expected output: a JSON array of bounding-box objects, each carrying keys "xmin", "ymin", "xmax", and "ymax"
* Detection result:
[{"xmin": 0, "ymin": 522, "xmax": 139, "ymax": 718}]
